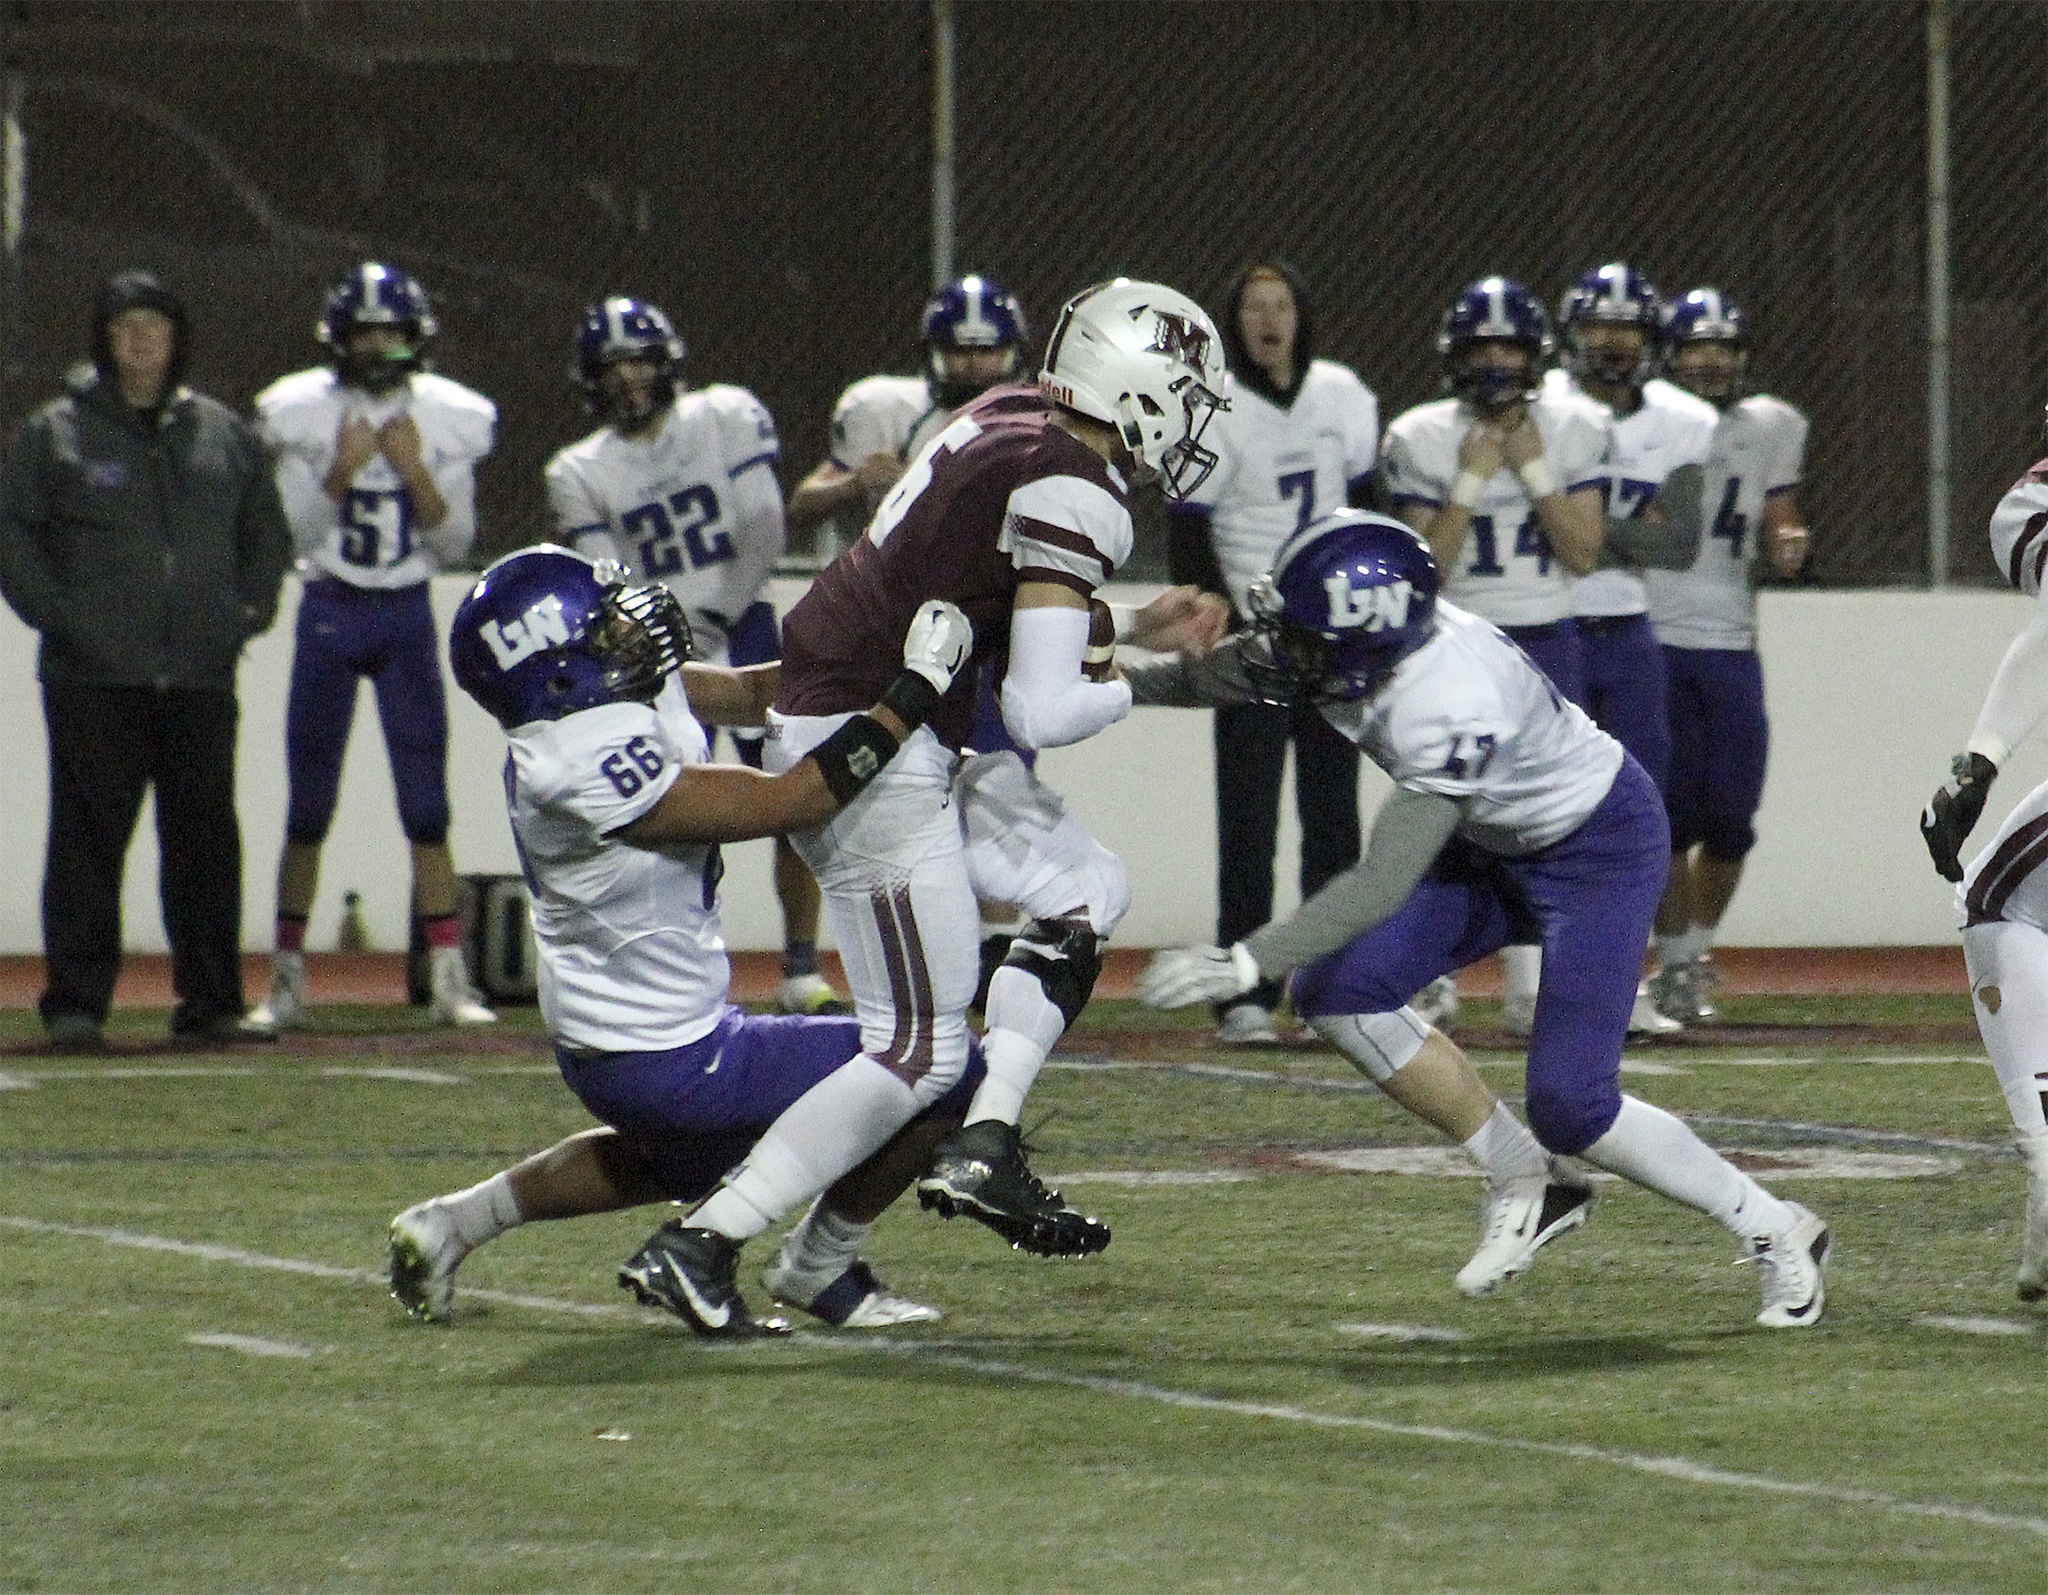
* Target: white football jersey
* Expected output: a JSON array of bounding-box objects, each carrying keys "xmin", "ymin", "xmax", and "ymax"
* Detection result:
[
  {"xmin": 546, "ymin": 385, "xmax": 787, "ymax": 648},
  {"xmin": 1644, "ymin": 393, "xmax": 1808, "ymax": 650},
  {"xmin": 1987, "ymin": 462, "xmax": 2048, "ymax": 597},
  {"xmin": 828, "ymin": 373, "xmax": 947, "ymax": 470},
  {"xmin": 1541, "ymin": 372, "xmax": 1719, "ymax": 618},
  {"xmin": 1380, "ymin": 388, "xmax": 1612, "ymax": 627},
  {"xmin": 1320, "ymin": 601, "xmax": 1624, "ymax": 855},
  {"xmin": 505, "ymin": 678, "xmax": 729, "ymax": 1053},
  {"xmin": 255, "ymin": 367, "xmax": 495, "ymax": 589},
  {"xmin": 1180, "ymin": 359, "xmax": 1379, "ymax": 613}
]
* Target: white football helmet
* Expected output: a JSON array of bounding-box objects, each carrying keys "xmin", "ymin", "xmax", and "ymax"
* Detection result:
[{"xmin": 1039, "ymin": 278, "xmax": 1228, "ymax": 500}]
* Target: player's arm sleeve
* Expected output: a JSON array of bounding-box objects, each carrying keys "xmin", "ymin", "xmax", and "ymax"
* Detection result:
[
  {"xmin": 1001, "ymin": 600, "xmax": 1133, "ymax": 749},
  {"xmin": 1122, "ymin": 635, "xmax": 1263, "ymax": 708},
  {"xmin": 1343, "ymin": 375, "xmax": 1381, "ymax": 508},
  {"xmin": 1765, "ymin": 405, "xmax": 1810, "ymax": 496},
  {"xmin": 1242, "ymin": 787, "xmax": 1461, "ymax": 978},
  {"xmin": 267, "ymin": 438, "xmax": 342, "ymax": 561},
  {"xmin": 1967, "ymin": 601, "xmax": 2048, "ymax": 766},
  {"xmin": 1608, "ymin": 461, "xmax": 1705, "ymax": 570},
  {"xmin": 711, "ymin": 440, "xmax": 787, "ymax": 626},
  {"xmin": 1380, "ymin": 426, "xmax": 1446, "ymax": 514},
  {"xmin": 544, "ymin": 456, "xmax": 624, "ymax": 565}
]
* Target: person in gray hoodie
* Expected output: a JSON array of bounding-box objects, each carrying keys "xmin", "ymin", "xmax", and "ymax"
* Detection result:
[{"xmin": 0, "ymin": 269, "xmax": 292, "ymax": 1048}]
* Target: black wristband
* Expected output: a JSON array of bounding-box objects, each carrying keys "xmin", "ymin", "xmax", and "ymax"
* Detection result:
[
  {"xmin": 809, "ymin": 713, "xmax": 900, "ymax": 805},
  {"xmin": 878, "ymin": 668, "xmax": 942, "ymax": 730}
]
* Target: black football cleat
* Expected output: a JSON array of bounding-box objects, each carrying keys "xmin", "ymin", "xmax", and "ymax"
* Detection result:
[
  {"xmin": 617, "ymin": 1221, "xmax": 790, "ymax": 1338},
  {"xmin": 916, "ymin": 1119, "xmax": 1110, "ymax": 1257}
]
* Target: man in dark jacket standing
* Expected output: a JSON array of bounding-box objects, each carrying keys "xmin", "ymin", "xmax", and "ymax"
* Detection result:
[{"xmin": 0, "ymin": 270, "xmax": 292, "ymax": 1047}]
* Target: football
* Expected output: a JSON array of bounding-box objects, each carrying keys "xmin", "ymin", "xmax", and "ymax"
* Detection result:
[{"xmin": 1084, "ymin": 597, "xmax": 1117, "ymax": 681}]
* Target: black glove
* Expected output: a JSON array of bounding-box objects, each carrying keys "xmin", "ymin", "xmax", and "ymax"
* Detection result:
[{"xmin": 1921, "ymin": 752, "xmax": 1998, "ymax": 882}]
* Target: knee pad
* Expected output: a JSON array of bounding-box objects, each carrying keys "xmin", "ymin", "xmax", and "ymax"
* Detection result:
[
  {"xmin": 1000, "ymin": 917, "xmax": 1104, "ymax": 1030},
  {"xmin": 1307, "ymin": 1007, "xmax": 1428, "ymax": 1085},
  {"xmin": 1523, "ymin": 1078, "xmax": 1621, "ymax": 1158}
]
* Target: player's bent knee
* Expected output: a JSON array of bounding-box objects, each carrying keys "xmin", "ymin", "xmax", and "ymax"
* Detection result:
[
  {"xmin": 1308, "ymin": 1007, "xmax": 1428, "ymax": 1084},
  {"xmin": 1524, "ymin": 1083, "xmax": 1620, "ymax": 1157},
  {"xmin": 1000, "ymin": 917, "xmax": 1103, "ymax": 1030},
  {"xmin": 1701, "ymin": 823, "xmax": 1756, "ymax": 863}
]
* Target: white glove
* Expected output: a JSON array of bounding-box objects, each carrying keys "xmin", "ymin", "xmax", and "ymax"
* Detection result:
[
  {"xmin": 1138, "ymin": 943, "xmax": 1260, "ymax": 1009},
  {"xmin": 903, "ymin": 599, "xmax": 974, "ymax": 693}
]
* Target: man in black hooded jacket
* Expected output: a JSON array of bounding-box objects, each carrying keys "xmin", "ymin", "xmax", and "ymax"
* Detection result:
[
  {"xmin": 1164, "ymin": 259, "xmax": 1381, "ymax": 1043},
  {"xmin": 0, "ymin": 269, "xmax": 292, "ymax": 1047}
]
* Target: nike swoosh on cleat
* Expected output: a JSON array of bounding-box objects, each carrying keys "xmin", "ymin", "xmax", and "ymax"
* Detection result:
[{"xmin": 665, "ymin": 1262, "xmax": 732, "ymax": 1329}]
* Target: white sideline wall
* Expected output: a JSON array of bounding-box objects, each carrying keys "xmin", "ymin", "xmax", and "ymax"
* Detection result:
[{"xmin": 0, "ymin": 577, "xmax": 2034, "ymax": 955}]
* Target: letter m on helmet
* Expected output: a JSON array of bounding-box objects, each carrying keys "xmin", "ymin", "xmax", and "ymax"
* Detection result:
[
  {"xmin": 1324, "ymin": 574, "xmax": 1414, "ymax": 633},
  {"xmin": 1147, "ymin": 310, "xmax": 1213, "ymax": 371}
]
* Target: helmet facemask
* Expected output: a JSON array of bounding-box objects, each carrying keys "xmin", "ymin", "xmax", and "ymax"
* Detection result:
[
  {"xmin": 1120, "ymin": 375, "xmax": 1225, "ymax": 500},
  {"xmin": 587, "ymin": 577, "xmax": 694, "ymax": 704}
]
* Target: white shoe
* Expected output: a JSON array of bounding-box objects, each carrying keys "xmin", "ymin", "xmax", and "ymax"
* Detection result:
[
  {"xmin": 389, "ymin": 1199, "xmax": 469, "ymax": 1321},
  {"xmin": 2018, "ymin": 1160, "xmax": 2048, "ymax": 1303},
  {"xmin": 1649, "ymin": 957, "xmax": 1721, "ymax": 1024},
  {"xmin": 760, "ymin": 1251, "xmax": 940, "ymax": 1327},
  {"xmin": 1628, "ymin": 985, "xmax": 1683, "ymax": 1037},
  {"xmin": 1411, "ymin": 976, "xmax": 1459, "ymax": 1030},
  {"xmin": 250, "ymin": 950, "xmax": 307, "ymax": 1031},
  {"xmin": 1498, "ymin": 993, "xmax": 1537, "ymax": 1036},
  {"xmin": 1456, "ymin": 1163, "xmax": 1597, "ymax": 1297},
  {"xmin": 1742, "ymin": 1201, "xmax": 1830, "ymax": 1327},
  {"xmin": 779, "ymin": 972, "xmax": 849, "ymax": 1015},
  {"xmin": 1217, "ymin": 1003, "xmax": 1280, "ymax": 1045},
  {"xmin": 428, "ymin": 945, "xmax": 496, "ymax": 1026}
]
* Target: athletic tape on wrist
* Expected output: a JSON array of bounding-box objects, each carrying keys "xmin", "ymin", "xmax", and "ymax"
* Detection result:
[
  {"xmin": 1449, "ymin": 470, "xmax": 1487, "ymax": 510},
  {"xmin": 1516, "ymin": 458, "xmax": 1558, "ymax": 500},
  {"xmin": 809, "ymin": 714, "xmax": 900, "ymax": 805}
]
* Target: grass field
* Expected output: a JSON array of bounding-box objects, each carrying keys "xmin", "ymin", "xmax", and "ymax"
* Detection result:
[{"xmin": 5, "ymin": 993, "xmax": 2046, "ymax": 1593}]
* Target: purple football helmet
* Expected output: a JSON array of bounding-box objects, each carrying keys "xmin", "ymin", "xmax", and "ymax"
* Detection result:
[
  {"xmin": 450, "ymin": 545, "xmax": 693, "ymax": 729},
  {"xmin": 1437, "ymin": 276, "xmax": 1554, "ymax": 411},
  {"xmin": 1246, "ymin": 510, "xmax": 1440, "ymax": 704},
  {"xmin": 1661, "ymin": 287, "xmax": 1748, "ymax": 404},
  {"xmin": 1559, "ymin": 262, "xmax": 1663, "ymax": 389},
  {"xmin": 574, "ymin": 296, "xmax": 687, "ymax": 425},
  {"xmin": 319, "ymin": 262, "xmax": 437, "ymax": 393},
  {"xmin": 923, "ymin": 274, "xmax": 1028, "ymax": 408}
]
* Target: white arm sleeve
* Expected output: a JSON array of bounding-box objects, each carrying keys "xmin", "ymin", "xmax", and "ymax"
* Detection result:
[
  {"xmin": 707, "ymin": 462, "xmax": 786, "ymax": 623},
  {"xmin": 270, "ymin": 450, "xmax": 340, "ymax": 561},
  {"xmin": 416, "ymin": 455, "xmax": 479, "ymax": 567},
  {"xmin": 1000, "ymin": 603, "xmax": 1133, "ymax": 750},
  {"xmin": 1969, "ymin": 603, "xmax": 2048, "ymax": 765}
]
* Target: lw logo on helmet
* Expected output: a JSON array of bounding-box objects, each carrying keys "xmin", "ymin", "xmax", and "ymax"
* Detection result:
[
  {"xmin": 481, "ymin": 595, "xmax": 573, "ymax": 669},
  {"xmin": 1326, "ymin": 575, "xmax": 1413, "ymax": 632}
]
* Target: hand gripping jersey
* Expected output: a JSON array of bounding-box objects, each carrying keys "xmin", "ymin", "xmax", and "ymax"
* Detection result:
[
  {"xmin": 776, "ymin": 384, "xmax": 1134, "ymax": 749},
  {"xmin": 828, "ymin": 373, "xmax": 949, "ymax": 472},
  {"xmin": 545, "ymin": 384, "xmax": 786, "ymax": 642},
  {"xmin": 1542, "ymin": 371, "xmax": 1719, "ymax": 619},
  {"xmin": 1644, "ymin": 394, "xmax": 1808, "ymax": 650},
  {"xmin": 1988, "ymin": 461, "xmax": 2048, "ymax": 597},
  {"xmin": 1178, "ymin": 358, "xmax": 1379, "ymax": 614},
  {"xmin": 255, "ymin": 366, "xmax": 495, "ymax": 588},
  {"xmin": 1380, "ymin": 388, "xmax": 1611, "ymax": 627},
  {"xmin": 505, "ymin": 678, "xmax": 730, "ymax": 1053},
  {"xmin": 1319, "ymin": 602, "xmax": 1625, "ymax": 855}
]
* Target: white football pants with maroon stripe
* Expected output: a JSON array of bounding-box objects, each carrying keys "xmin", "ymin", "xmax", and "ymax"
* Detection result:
[{"xmin": 1960, "ymin": 775, "xmax": 2048, "ymax": 1141}]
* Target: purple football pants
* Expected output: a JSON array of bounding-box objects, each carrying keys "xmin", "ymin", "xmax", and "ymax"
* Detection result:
[
  {"xmin": 1289, "ymin": 755, "xmax": 1670, "ymax": 1155},
  {"xmin": 1662, "ymin": 645, "xmax": 1769, "ymax": 861},
  {"xmin": 556, "ymin": 1008, "xmax": 985, "ymax": 1202},
  {"xmin": 284, "ymin": 579, "xmax": 449, "ymax": 845},
  {"xmin": 1502, "ymin": 619, "xmax": 1587, "ymax": 709},
  {"xmin": 1576, "ymin": 613, "xmax": 1671, "ymax": 792}
]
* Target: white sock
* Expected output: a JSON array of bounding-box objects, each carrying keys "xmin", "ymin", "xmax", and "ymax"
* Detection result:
[
  {"xmin": 1462, "ymin": 1103, "xmax": 1549, "ymax": 1185},
  {"xmin": 1501, "ymin": 944, "xmax": 1542, "ymax": 1003},
  {"xmin": 692, "ymin": 1056, "xmax": 917, "ymax": 1241},
  {"xmin": 965, "ymin": 964, "xmax": 1068, "ymax": 1128},
  {"xmin": 437, "ymin": 1172, "xmax": 523, "ymax": 1249},
  {"xmin": 1964, "ymin": 920, "xmax": 2048, "ymax": 1141},
  {"xmin": 1582, "ymin": 1095, "xmax": 1795, "ymax": 1239},
  {"xmin": 1658, "ymin": 927, "xmax": 1713, "ymax": 968},
  {"xmin": 779, "ymin": 1197, "xmax": 871, "ymax": 1276}
]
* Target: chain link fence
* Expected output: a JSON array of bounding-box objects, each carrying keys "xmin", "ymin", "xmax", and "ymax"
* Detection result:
[{"xmin": 0, "ymin": 0, "xmax": 2039, "ymax": 586}]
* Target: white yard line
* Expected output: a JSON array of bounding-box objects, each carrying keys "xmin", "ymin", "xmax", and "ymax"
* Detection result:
[{"xmin": 4, "ymin": 1212, "xmax": 2046, "ymax": 1541}]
